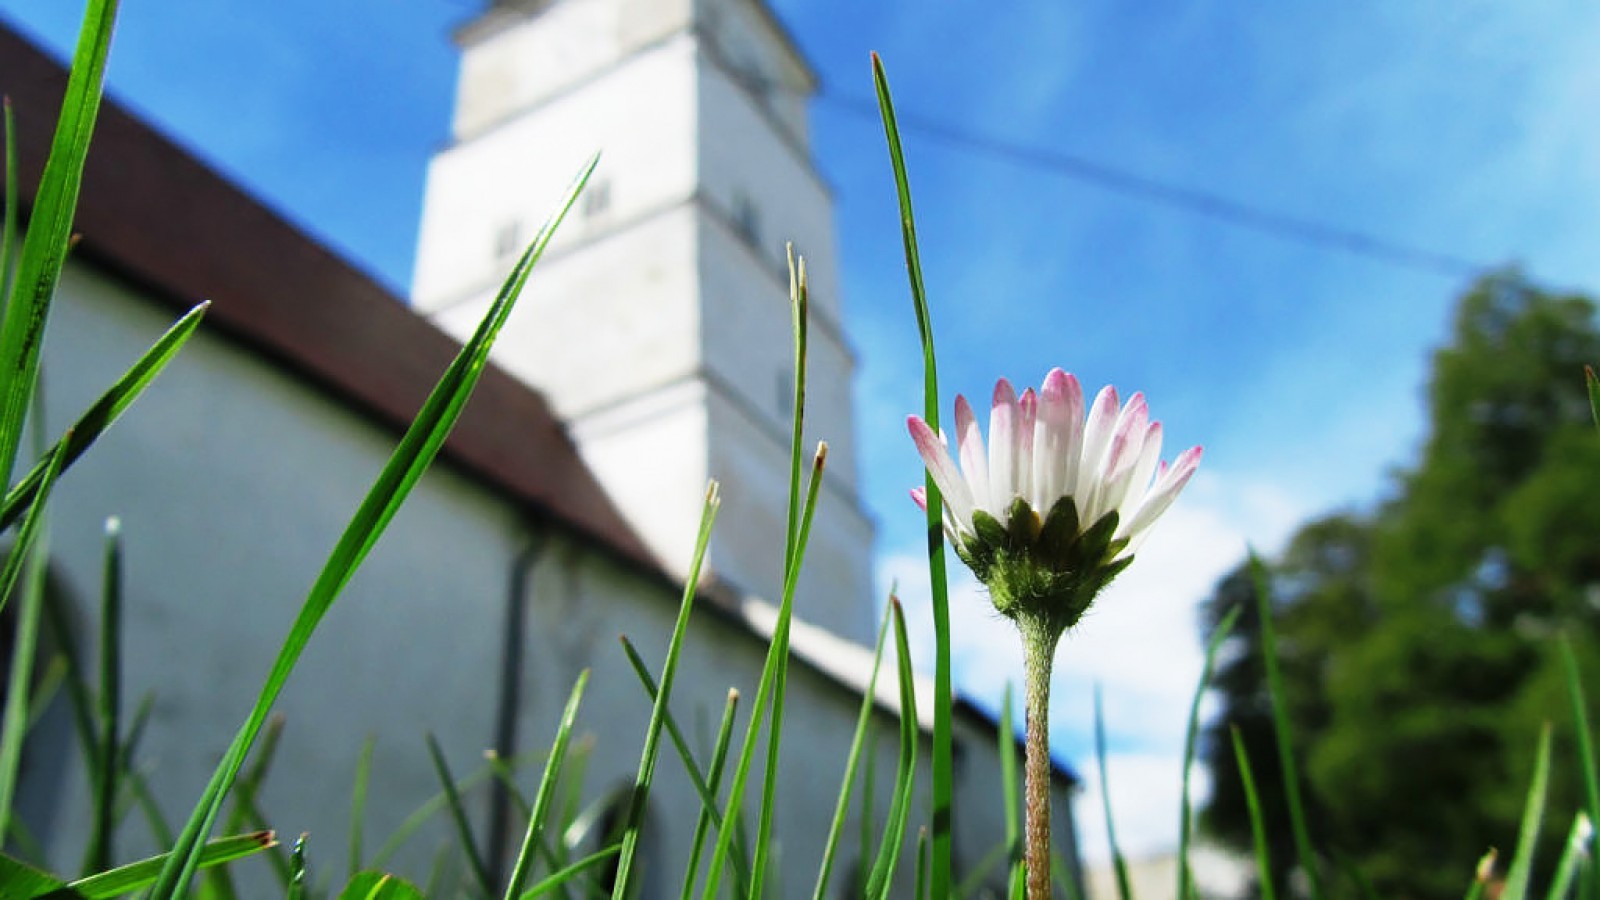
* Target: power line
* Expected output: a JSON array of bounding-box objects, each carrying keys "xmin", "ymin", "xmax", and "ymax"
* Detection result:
[{"xmin": 815, "ymin": 89, "xmax": 1490, "ymax": 279}]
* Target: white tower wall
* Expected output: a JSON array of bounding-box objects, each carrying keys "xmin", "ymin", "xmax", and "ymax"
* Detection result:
[{"xmin": 412, "ymin": 0, "xmax": 876, "ymax": 643}]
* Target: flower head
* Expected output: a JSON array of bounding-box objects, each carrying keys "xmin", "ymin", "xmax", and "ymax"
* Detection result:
[{"xmin": 908, "ymin": 369, "xmax": 1200, "ymax": 631}]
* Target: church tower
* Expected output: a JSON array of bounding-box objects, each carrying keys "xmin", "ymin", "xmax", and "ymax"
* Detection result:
[{"xmin": 411, "ymin": 0, "xmax": 876, "ymax": 644}]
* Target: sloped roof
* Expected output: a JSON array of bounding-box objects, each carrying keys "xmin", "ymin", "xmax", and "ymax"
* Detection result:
[{"xmin": 0, "ymin": 20, "xmax": 660, "ymax": 579}]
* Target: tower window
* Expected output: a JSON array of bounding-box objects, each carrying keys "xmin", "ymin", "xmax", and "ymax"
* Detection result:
[
  {"xmin": 493, "ymin": 218, "xmax": 523, "ymax": 259},
  {"xmin": 732, "ymin": 192, "xmax": 760, "ymax": 248},
  {"xmin": 583, "ymin": 179, "xmax": 612, "ymax": 219}
]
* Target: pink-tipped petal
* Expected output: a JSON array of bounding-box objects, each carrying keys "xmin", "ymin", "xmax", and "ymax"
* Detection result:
[
  {"xmin": 1123, "ymin": 445, "xmax": 1202, "ymax": 539},
  {"xmin": 1117, "ymin": 422, "xmax": 1165, "ymax": 520},
  {"xmin": 908, "ymin": 415, "xmax": 976, "ymax": 530},
  {"xmin": 1076, "ymin": 385, "xmax": 1120, "ymax": 502},
  {"xmin": 954, "ymin": 395, "xmax": 990, "ymax": 515},
  {"xmin": 988, "ymin": 379, "xmax": 1019, "ymax": 515},
  {"xmin": 1016, "ymin": 388, "xmax": 1037, "ymax": 508},
  {"xmin": 1033, "ymin": 371, "xmax": 1071, "ymax": 510},
  {"xmin": 910, "ymin": 486, "xmax": 928, "ymax": 512}
]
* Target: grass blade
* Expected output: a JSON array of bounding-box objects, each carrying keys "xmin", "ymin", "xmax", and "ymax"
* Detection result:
[
  {"xmin": 1095, "ymin": 686, "xmax": 1132, "ymax": 900},
  {"xmin": 619, "ymin": 638, "xmax": 751, "ymax": 894},
  {"xmin": 1547, "ymin": 814, "xmax": 1591, "ymax": 900},
  {"xmin": 0, "ymin": 438, "xmax": 67, "ymax": 840},
  {"xmin": 1231, "ymin": 726, "xmax": 1276, "ymax": 900},
  {"xmin": 66, "ymin": 831, "xmax": 276, "ymax": 899},
  {"xmin": 913, "ymin": 827, "xmax": 929, "ymax": 900},
  {"xmin": 84, "ymin": 517, "xmax": 123, "ymax": 874},
  {"xmin": 1463, "ymin": 849, "xmax": 1497, "ymax": 900},
  {"xmin": 1586, "ymin": 365, "xmax": 1600, "ymax": 429},
  {"xmin": 812, "ymin": 602, "xmax": 893, "ymax": 900},
  {"xmin": 679, "ymin": 688, "xmax": 740, "ymax": 900},
  {"xmin": 1000, "ymin": 683, "xmax": 1025, "ymax": 900},
  {"xmin": 610, "ymin": 482, "xmax": 721, "ymax": 897},
  {"xmin": 0, "ymin": 430, "xmax": 69, "ymax": 621},
  {"xmin": 522, "ymin": 846, "xmax": 622, "ymax": 900},
  {"xmin": 0, "ymin": 302, "xmax": 208, "ymax": 532},
  {"xmin": 700, "ymin": 443, "xmax": 828, "ymax": 900},
  {"xmin": 863, "ymin": 597, "xmax": 918, "ymax": 900},
  {"xmin": 0, "ymin": 0, "xmax": 117, "ymax": 485},
  {"xmin": 1249, "ymin": 551, "xmax": 1321, "ymax": 899},
  {"xmin": 2, "ymin": 98, "xmax": 17, "ymax": 307},
  {"xmin": 1179, "ymin": 604, "xmax": 1242, "ymax": 900},
  {"xmin": 350, "ymin": 734, "xmax": 376, "ymax": 879},
  {"xmin": 871, "ymin": 51, "xmax": 953, "ymax": 900},
  {"xmin": 148, "ymin": 156, "xmax": 597, "ymax": 899},
  {"xmin": 426, "ymin": 733, "xmax": 493, "ymax": 897},
  {"xmin": 750, "ymin": 253, "xmax": 811, "ymax": 898},
  {"xmin": 503, "ymin": 670, "xmax": 591, "ymax": 900},
  {"xmin": 1562, "ymin": 637, "xmax": 1600, "ymax": 855},
  {"xmin": 370, "ymin": 758, "xmax": 510, "ymax": 869},
  {"xmin": 1502, "ymin": 724, "xmax": 1554, "ymax": 900}
]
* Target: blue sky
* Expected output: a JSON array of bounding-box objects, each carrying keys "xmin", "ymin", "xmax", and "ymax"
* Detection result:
[{"xmin": 6, "ymin": 0, "xmax": 1600, "ymax": 865}]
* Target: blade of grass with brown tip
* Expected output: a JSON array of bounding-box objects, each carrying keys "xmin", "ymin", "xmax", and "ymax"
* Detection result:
[
  {"xmin": 66, "ymin": 831, "xmax": 276, "ymax": 899},
  {"xmin": 871, "ymin": 51, "xmax": 953, "ymax": 900},
  {"xmin": 149, "ymin": 157, "xmax": 596, "ymax": 900}
]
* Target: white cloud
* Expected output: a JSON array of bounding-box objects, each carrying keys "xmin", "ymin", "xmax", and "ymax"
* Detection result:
[{"xmin": 877, "ymin": 469, "xmax": 1313, "ymax": 863}]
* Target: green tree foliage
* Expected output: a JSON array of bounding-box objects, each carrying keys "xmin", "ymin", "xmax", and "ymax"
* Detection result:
[{"xmin": 1200, "ymin": 272, "xmax": 1600, "ymax": 899}]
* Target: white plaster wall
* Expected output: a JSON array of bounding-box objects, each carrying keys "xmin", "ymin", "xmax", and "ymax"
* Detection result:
[
  {"xmin": 695, "ymin": 0, "xmax": 811, "ymax": 147},
  {"xmin": 453, "ymin": 0, "xmax": 694, "ymax": 142},
  {"xmin": 414, "ymin": 34, "xmax": 699, "ymax": 314},
  {"xmin": 427, "ymin": 206, "xmax": 702, "ymax": 423},
  {"xmin": 18, "ymin": 259, "xmax": 1030, "ymax": 897},
  {"xmin": 703, "ymin": 386, "xmax": 876, "ymax": 645},
  {"xmin": 567, "ymin": 378, "xmax": 711, "ymax": 584},
  {"xmin": 696, "ymin": 52, "xmax": 837, "ymax": 323}
]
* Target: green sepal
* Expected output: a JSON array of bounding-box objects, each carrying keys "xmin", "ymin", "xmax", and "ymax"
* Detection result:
[
  {"xmin": 1037, "ymin": 496, "xmax": 1080, "ymax": 562},
  {"xmin": 1005, "ymin": 496, "xmax": 1042, "ymax": 548},
  {"xmin": 971, "ymin": 508, "xmax": 1008, "ymax": 551},
  {"xmin": 1076, "ymin": 511, "xmax": 1120, "ymax": 564}
]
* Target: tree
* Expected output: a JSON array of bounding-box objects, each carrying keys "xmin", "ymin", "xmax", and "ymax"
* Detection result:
[{"xmin": 1200, "ymin": 272, "xmax": 1600, "ymax": 900}]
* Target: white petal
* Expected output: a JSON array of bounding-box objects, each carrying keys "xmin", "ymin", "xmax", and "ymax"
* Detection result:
[
  {"xmin": 1076, "ymin": 385, "xmax": 1120, "ymax": 516},
  {"xmin": 988, "ymin": 379, "xmax": 1019, "ymax": 515},
  {"xmin": 1117, "ymin": 421, "xmax": 1164, "ymax": 524},
  {"xmin": 954, "ymin": 395, "xmax": 990, "ymax": 516},
  {"xmin": 1122, "ymin": 445, "xmax": 1202, "ymax": 541},
  {"xmin": 1017, "ymin": 387, "xmax": 1038, "ymax": 511},
  {"xmin": 1039, "ymin": 369, "xmax": 1084, "ymax": 509},
  {"xmin": 1093, "ymin": 394, "xmax": 1149, "ymax": 517},
  {"xmin": 907, "ymin": 415, "xmax": 976, "ymax": 531}
]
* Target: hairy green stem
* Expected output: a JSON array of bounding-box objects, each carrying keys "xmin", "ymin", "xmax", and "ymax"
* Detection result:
[{"xmin": 1020, "ymin": 615, "xmax": 1064, "ymax": 900}]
